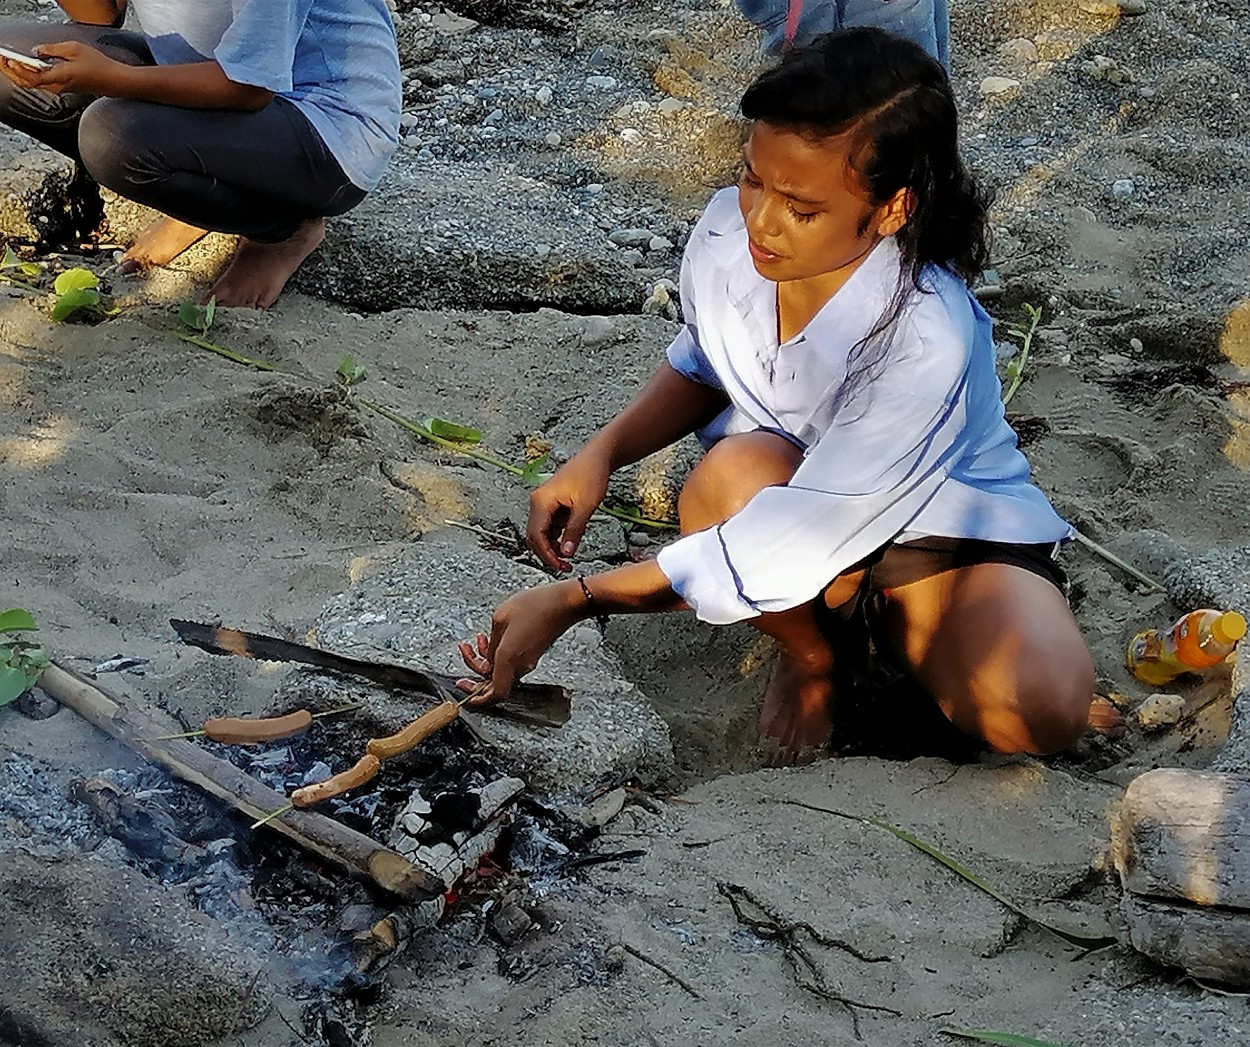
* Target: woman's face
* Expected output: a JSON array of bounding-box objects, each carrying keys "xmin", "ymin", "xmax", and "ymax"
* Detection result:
[{"xmin": 737, "ymin": 121, "xmax": 907, "ymax": 284}]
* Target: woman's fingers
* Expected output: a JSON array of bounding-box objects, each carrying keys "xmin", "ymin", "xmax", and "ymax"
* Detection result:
[
  {"xmin": 527, "ymin": 494, "xmax": 572, "ymax": 571},
  {"xmin": 457, "ymin": 635, "xmax": 491, "ymax": 676}
]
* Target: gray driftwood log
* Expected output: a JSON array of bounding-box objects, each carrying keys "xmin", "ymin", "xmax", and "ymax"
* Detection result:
[
  {"xmin": 39, "ymin": 663, "xmax": 444, "ymax": 903},
  {"xmin": 1112, "ymin": 767, "xmax": 1250, "ymax": 985}
]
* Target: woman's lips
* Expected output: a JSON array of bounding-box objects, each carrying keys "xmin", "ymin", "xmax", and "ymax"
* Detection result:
[{"xmin": 748, "ymin": 239, "xmax": 782, "ymax": 264}]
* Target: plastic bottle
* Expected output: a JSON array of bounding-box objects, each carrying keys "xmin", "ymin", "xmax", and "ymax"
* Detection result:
[{"xmin": 1126, "ymin": 609, "xmax": 1247, "ymax": 687}]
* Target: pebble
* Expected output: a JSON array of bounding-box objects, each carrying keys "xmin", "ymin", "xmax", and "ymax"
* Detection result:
[
  {"xmin": 1111, "ymin": 178, "xmax": 1136, "ymax": 198},
  {"xmin": 1137, "ymin": 693, "xmax": 1184, "ymax": 731},
  {"xmin": 534, "ymin": 84, "xmax": 553, "ymax": 105},
  {"xmin": 586, "ymin": 75, "xmax": 619, "ymax": 90},
  {"xmin": 656, "ymin": 97, "xmax": 685, "ymax": 114},
  {"xmin": 544, "ymin": 131, "xmax": 562, "ymax": 147},
  {"xmin": 979, "ymin": 76, "xmax": 1021, "ymax": 97},
  {"xmin": 1019, "ymin": 136, "xmax": 1040, "ymax": 147},
  {"xmin": 648, "ymin": 235, "xmax": 674, "ymax": 253},
  {"xmin": 608, "ymin": 227, "xmax": 655, "ymax": 249},
  {"xmin": 999, "ymin": 38, "xmax": 1038, "ymax": 63},
  {"xmin": 399, "ymin": 113, "xmax": 419, "ymax": 132},
  {"xmin": 580, "ymin": 316, "xmax": 617, "ymax": 348},
  {"xmin": 1129, "ymin": 337, "xmax": 1145, "ymax": 352},
  {"xmin": 1119, "ymin": 0, "xmax": 1148, "ymax": 14},
  {"xmin": 483, "ymin": 108, "xmax": 503, "ymax": 125},
  {"xmin": 534, "ymin": 244, "xmax": 551, "ymax": 258}
]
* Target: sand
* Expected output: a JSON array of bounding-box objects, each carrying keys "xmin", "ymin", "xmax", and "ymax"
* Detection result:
[{"xmin": 2, "ymin": 0, "xmax": 1249, "ymax": 1044}]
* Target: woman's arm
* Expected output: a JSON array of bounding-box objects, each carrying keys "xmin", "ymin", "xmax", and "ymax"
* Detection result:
[
  {"xmin": 528, "ymin": 362, "xmax": 728, "ymax": 570},
  {"xmin": 461, "ymin": 560, "xmax": 686, "ymax": 701},
  {"xmin": 21, "ymin": 43, "xmax": 273, "ymax": 109},
  {"xmin": 57, "ymin": 1, "xmax": 126, "ymax": 27}
]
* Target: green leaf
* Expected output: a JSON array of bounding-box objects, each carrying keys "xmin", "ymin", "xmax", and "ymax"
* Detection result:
[
  {"xmin": 519, "ymin": 452, "xmax": 552, "ymax": 488},
  {"xmin": 179, "ymin": 298, "xmax": 216, "ymax": 334},
  {"xmin": 51, "ymin": 286, "xmax": 101, "ymax": 321},
  {"xmin": 423, "ymin": 417, "xmax": 483, "ymax": 444},
  {"xmin": 942, "ymin": 1029, "xmax": 1074, "ymax": 1047},
  {"xmin": 203, "ymin": 296, "xmax": 216, "ymax": 331},
  {"xmin": 53, "ymin": 267, "xmax": 99, "ymax": 295},
  {"xmin": 335, "ymin": 354, "xmax": 366, "ymax": 386},
  {"xmin": 0, "ymin": 245, "xmax": 17, "ymax": 270},
  {"xmin": 0, "ymin": 664, "xmax": 33, "ymax": 706},
  {"xmin": 0, "ymin": 608, "xmax": 37, "ymax": 634}
]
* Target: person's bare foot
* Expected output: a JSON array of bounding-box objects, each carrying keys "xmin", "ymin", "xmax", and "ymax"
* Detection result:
[
  {"xmin": 758, "ymin": 651, "xmax": 836, "ymax": 764},
  {"xmin": 118, "ymin": 216, "xmax": 210, "ymax": 273},
  {"xmin": 206, "ymin": 218, "xmax": 325, "ymax": 309},
  {"xmin": 1087, "ymin": 695, "xmax": 1127, "ymax": 739}
]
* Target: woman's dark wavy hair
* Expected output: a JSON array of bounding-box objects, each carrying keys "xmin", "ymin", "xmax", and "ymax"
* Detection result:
[
  {"xmin": 740, "ymin": 28, "xmax": 991, "ymax": 409},
  {"xmin": 741, "ymin": 26, "xmax": 990, "ymax": 284}
]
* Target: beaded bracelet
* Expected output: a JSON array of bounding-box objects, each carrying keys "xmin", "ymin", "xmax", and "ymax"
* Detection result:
[{"xmin": 577, "ymin": 574, "xmax": 610, "ymax": 629}]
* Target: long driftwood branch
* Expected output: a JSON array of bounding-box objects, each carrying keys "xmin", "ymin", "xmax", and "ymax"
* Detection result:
[{"xmin": 39, "ymin": 663, "xmax": 444, "ymax": 903}]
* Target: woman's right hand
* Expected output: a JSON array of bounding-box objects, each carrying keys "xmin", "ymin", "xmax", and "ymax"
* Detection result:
[{"xmin": 527, "ymin": 449, "xmax": 612, "ymax": 572}]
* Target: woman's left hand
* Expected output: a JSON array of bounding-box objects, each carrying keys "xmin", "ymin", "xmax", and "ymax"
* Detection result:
[
  {"xmin": 0, "ymin": 41, "xmax": 130, "ymax": 96},
  {"xmin": 457, "ymin": 581, "xmax": 586, "ymax": 704}
]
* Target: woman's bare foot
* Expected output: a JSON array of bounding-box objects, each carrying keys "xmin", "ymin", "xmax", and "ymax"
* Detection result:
[
  {"xmin": 759, "ymin": 651, "xmax": 836, "ymax": 764},
  {"xmin": 118, "ymin": 216, "xmax": 210, "ymax": 273},
  {"xmin": 206, "ymin": 218, "xmax": 325, "ymax": 309}
]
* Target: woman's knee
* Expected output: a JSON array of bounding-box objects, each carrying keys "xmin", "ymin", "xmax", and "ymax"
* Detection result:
[
  {"xmin": 77, "ymin": 99, "xmax": 158, "ymax": 194},
  {"xmin": 958, "ymin": 654, "xmax": 1094, "ymax": 755},
  {"xmin": 677, "ymin": 431, "xmax": 803, "ymax": 532}
]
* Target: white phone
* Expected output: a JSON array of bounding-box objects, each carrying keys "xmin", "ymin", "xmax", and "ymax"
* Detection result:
[{"xmin": 0, "ymin": 45, "xmax": 53, "ymax": 71}]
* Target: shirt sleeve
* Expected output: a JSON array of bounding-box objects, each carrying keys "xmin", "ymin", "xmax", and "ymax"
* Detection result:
[
  {"xmin": 213, "ymin": 1, "xmax": 313, "ymax": 93},
  {"xmin": 663, "ymin": 241, "xmax": 724, "ymax": 390},
  {"xmin": 656, "ymin": 318, "xmax": 972, "ymax": 624}
]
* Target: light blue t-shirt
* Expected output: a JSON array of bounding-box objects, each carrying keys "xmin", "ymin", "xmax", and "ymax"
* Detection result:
[{"xmin": 129, "ymin": 0, "xmax": 401, "ymax": 191}]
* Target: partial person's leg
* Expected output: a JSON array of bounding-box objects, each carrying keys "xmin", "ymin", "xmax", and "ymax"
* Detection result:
[
  {"xmin": 0, "ymin": 23, "xmax": 151, "ymax": 159},
  {"xmin": 878, "ymin": 564, "xmax": 1095, "ymax": 754},
  {"xmin": 678, "ymin": 430, "xmax": 866, "ymax": 757},
  {"xmin": 77, "ymin": 96, "xmax": 364, "ymax": 307}
]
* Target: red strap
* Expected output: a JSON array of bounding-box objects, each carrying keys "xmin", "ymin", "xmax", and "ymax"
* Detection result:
[{"xmin": 784, "ymin": 0, "xmax": 804, "ymax": 46}]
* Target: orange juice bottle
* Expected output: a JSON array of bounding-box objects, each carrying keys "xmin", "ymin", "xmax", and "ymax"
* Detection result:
[{"xmin": 1126, "ymin": 609, "xmax": 1247, "ymax": 687}]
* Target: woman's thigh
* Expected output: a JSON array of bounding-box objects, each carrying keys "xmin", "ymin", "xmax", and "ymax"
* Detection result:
[{"xmin": 879, "ymin": 562, "xmax": 1094, "ymax": 754}]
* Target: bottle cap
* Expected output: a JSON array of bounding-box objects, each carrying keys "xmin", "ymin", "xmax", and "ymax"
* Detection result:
[{"xmin": 1213, "ymin": 611, "xmax": 1248, "ymax": 646}]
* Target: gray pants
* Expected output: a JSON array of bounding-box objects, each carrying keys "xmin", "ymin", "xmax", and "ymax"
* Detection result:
[
  {"xmin": 0, "ymin": 22, "xmax": 365, "ymax": 242},
  {"xmin": 734, "ymin": 0, "xmax": 950, "ymax": 66}
]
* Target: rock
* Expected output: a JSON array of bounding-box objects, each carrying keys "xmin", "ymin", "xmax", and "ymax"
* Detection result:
[
  {"xmin": 1119, "ymin": 0, "xmax": 1148, "ymax": 14},
  {"xmin": 573, "ymin": 786, "xmax": 628, "ymax": 827},
  {"xmin": 647, "ymin": 235, "xmax": 674, "ymax": 253},
  {"xmin": 979, "ymin": 76, "xmax": 1021, "ymax": 97},
  {"xmin": 656, "ymin": 97, "xmax": 685, "ymax": 114},
  {"xmin": 1135, "ymin": 693, "xmax": 1184, "ymax": 730},
  {"xmin": 608, "ymin": 227, "xmax": 655, "ymax": 249},
  {"xmin": 535, "ymin": 84, "xmax": 553, "ymax": 105},
  {"xmin": 1112, "ymin": 178, "xmax": 1136, "ymax": 198},
  {"xmin": 1113, "ymin": 768, "xmax": 1250, "ymax": 986},
  {"xmin": 580, "ymin": 315, "xmax": 618, "ymax": 348},
  {"xmin": 586, "ymin": 75, "xmax": 619, "ymax": 90},
  {"xmin": 998, "ymin": 38, "xmax": 1038, "ymax": 64},
  {"xmin": 308, "ymin": 538, "xmax": 675, "ymax": 791},
  {"xmin": 431, "ymin": 11, "xmax": 477, "ymax": 34}
]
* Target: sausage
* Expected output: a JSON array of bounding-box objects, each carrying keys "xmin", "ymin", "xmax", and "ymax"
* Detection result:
[
  {"xmin": 366, "ymin": 701, "xmax": 460, "ymax": 759},
  {"xmin": 291, "ymin": 754, "xmax": 381, "ymax": 808},
  {"xmin": 203, "ymin": 709, "xmax": 313, "ymax": 744}
]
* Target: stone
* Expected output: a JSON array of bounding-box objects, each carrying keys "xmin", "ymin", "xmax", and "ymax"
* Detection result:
[
  {"xmin": 607, "ymin": 227, "xmax": 655, "ymax": 249},
  {"xmin": 1136, "ymin": 693, "xmax": 1184, "ymax": 730},
  {"xmin": 647, "ymin": 235, "xmax": 674, "ymax": 253},
  {"xmin": 535, "ymin": 84, "xmax": 553, "ymax": 105},
  {"xmin": 999, "ymin": 38, "xmax": 1038, "ymax": 64},
  {"xmin": 586, "ymin": 75, "xmax": 619, "ymax": 90},
  {"xmin": 431, "ymin": 11, "xmax": 477, "ymax": 34},
  {"xmin": 1112, "ymin": 178, "xmax": 1136, "ymax": 198},
  {"xmin": 544, "ymin": 131, "xmax": 563, "ymax": 147},
  {"xmin": 1119, "ymin": 0, "xmax": 1148, "ymax": 14},
  {"xmin": 979, "ymin": 76, "xmax": 1021, "ymax": 97}
]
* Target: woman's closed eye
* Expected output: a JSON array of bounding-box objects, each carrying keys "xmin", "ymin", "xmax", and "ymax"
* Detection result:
[{"xmin": 788, "ymin": 204, "xmax": 819, "ymax": 223}]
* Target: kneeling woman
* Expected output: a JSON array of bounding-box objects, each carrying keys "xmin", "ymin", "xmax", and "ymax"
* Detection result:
[
  {"xmin": 0, "ymin": 1, "xmax": 400, "ymax": 308},
  {"xmin": 459, "ymin": 28, "xmax": 1096, "ymax": 760}
]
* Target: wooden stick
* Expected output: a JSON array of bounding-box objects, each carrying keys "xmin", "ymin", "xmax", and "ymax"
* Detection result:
[{"xmin": 39, "ymin": 663, "xmax": 443, "ymax": 903}]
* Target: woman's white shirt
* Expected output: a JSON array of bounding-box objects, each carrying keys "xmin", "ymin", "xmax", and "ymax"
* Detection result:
[{"xmin": 656, "ymin": 188, "xmax": 1071, "ymax": 625}]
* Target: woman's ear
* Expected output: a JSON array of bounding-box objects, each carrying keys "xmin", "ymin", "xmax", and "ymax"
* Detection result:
[{"xmin": 875, "ymin": 188, "xmax": 914, "ymax": 237}]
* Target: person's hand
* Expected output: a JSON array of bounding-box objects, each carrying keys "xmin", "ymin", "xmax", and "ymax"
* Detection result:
[
  {"xmin": 0, "ymin": 41, "xmax": 129, "ymax": 95},
  {"xmin": 456, "ymin": 581, "xmax": 585, "ymax": 703},
  {"xmin": 527, "ymin": 450, "xmax": 611, "ymax": 571}
]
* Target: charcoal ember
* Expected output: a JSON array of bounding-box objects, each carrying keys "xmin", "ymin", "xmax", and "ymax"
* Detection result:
[
  {"xmin": 71, "ymin": 776, "xmax": 201, "ymax": 866},
  {"xmin": 486, "ymin": 895, "xmax": 535, "ymax": 946},
  {"xmin": 15, "ymin": 686, "xmax": 59, "ymax": 720}
]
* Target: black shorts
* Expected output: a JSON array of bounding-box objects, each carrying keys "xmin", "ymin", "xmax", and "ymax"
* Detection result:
[{"xmin": 863, "ymin": 536, "xmax": 1069, "ymax": 598}]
